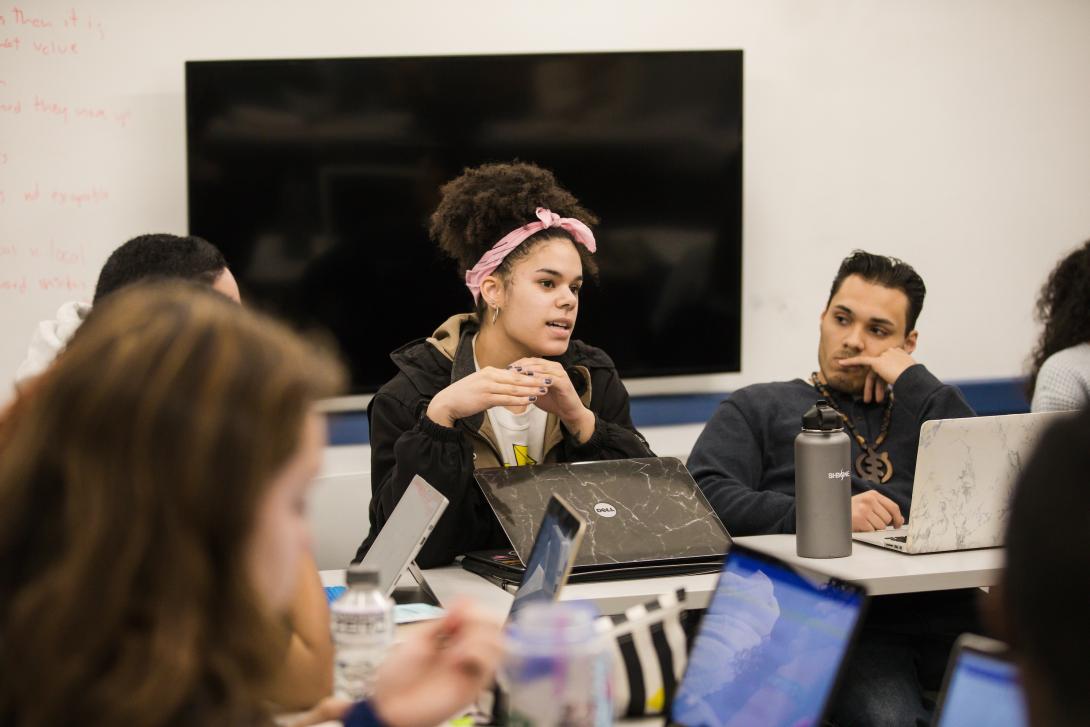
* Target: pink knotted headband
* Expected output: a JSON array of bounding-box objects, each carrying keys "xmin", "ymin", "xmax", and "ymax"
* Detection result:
[{"xmin": 465, "ymin": 207, "xmax": 597, "ymax": 303}]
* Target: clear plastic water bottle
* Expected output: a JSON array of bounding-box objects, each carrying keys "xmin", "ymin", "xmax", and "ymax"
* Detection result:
[
  {"xmin": 501, "ymin": 601, "xmax": 612, "ymax": 727},
  {"xmin": 331, "ymin": 564, "xmax": 394, "ymax": 700}
]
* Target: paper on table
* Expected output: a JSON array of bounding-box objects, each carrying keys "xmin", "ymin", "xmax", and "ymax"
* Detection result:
[
  {"xmin": 325, "ymin": 587, "xmax": 444, "ymax": 622},
  {"xmin": 394, "ymin": 603, "xmax": 446, "ymax": 624}
]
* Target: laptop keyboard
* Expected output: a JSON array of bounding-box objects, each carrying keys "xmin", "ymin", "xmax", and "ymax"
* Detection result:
[{"xmin": 886, "ymin": 535, "xmax": 908, "ymax": 543}]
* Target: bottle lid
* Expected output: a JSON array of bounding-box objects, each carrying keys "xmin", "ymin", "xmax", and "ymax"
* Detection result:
[
  {"xmin": 507, "ymin": 601, "xmax": 602, "ymax": 651},
  {"xmin": 345, "ymin": 564, "xmax": 381, "ymax": 587},
  {"xmin": 802, "ymin": 400, "xmax": 843, "ymax": 432}
]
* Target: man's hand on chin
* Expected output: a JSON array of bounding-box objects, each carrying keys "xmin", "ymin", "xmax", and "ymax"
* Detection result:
[{"xmin": 838, "ymin": 348, "xmax": 918, "ymax": 403}]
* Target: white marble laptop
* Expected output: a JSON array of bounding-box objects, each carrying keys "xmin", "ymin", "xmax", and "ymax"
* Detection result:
[{"xmin": 853, "ymin": 411, "xmax": 1071, "ymax": 554}]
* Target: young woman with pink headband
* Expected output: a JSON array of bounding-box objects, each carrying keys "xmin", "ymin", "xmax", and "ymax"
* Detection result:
[{"xmin": 353, "ymin": 162, "xmax": 654, "ymax": 567}]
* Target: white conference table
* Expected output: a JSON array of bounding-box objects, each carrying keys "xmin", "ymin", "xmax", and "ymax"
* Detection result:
[{"xmin": 321, "ymin": 533, "xmax": 1004, "ymax": 618}]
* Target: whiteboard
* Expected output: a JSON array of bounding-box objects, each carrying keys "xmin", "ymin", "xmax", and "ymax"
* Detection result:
[{"xmin": 3, "ymin": 0, "xmax": 1090, "ymax": 405}]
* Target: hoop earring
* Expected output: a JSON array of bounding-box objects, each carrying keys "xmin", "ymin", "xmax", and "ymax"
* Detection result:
[{"xmin": 492, "ymin": 306, "xmax": 500, "ymax": 325}]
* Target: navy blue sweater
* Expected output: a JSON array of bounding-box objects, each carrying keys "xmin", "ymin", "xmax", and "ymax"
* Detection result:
[{"xmin": 688, "ymin": 364, "xmax": 975, "ymax": 536}]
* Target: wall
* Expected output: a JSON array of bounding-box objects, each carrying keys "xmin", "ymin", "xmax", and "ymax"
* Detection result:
[{"xmin": 3, "ymin": 1, "xmax": 1089, "ymax": 405}]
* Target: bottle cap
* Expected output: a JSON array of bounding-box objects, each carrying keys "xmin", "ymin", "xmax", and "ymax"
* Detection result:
[
  {"xmin": 507, "ymin": 601, "xmax": 601, "ymax": 651},
  {"xmin": 802, "ymin": 400, "xmax": 843, "ymax": 432},
  {"xmin": 345, "ymin": 564, "xmax": 381, "ymax": 587}
]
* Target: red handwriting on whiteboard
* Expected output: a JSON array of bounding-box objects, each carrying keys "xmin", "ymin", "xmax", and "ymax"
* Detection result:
[
  {"xmin": 3, "ymin": 7, "xmax": 106, "ymax": 40},
  {"xmin": 33, "ymin": 94, "xmax": 68, "ymax": 123},
  {"xmin": 62, "ymin": 8, "xmax": 105, "ymax": 40},
  {"xmin": 32, "ymin": 39, "xmax": 78, "ymax": 56},
  {"xmin": 26, "ymin": 95, "xmax": 131, "ymax": 127},
  {"xmin": 51, "ymin": 186, "xmax": 109, "ymax": 208},
  {"xmin": 0, "ymin": 37, "xmax": 18, "ymax": 51},
  {"xmin": 45, "ymin": 240, "xmax": 86, "ymax": 265},
  {"xmin": 0, "ymin": 98, "xmax": 20, "ymax": 114},
  {"xmin": 39, "ymin": 275, "xmax": 88, "ymax": 292},
  {"xmin": 0, "ymin": 277, "xmax": 29, "ymax": 295},
  {"xmin": 27, "ymin": 241, "xmax": 87, "ymax": 266},
  {"xmin": 17, "ymin": 185, "xmax": 109, "ymax": 208},
  {"xmin": 11, "ymin": 7, "xmax": 53, "ymax": 28},
  {"xmin": 73, "ymin": 106, "xmax": 130, "ymax": 126},
  {"xmin": 0, "ymin": 242, "xmax": 16, "ymax": 257}
]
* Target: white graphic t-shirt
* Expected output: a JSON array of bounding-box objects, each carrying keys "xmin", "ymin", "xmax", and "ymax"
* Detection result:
[{"xmin": 473, "ymin": 336, "xmax": 548, "ymax": 467}]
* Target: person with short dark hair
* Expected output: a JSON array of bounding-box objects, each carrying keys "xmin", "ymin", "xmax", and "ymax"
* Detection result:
[
  {"xmin": 688, "ymin": 250, "xmax": 977, "ymax": 725},
  {"xmin": 14, "ymin": 233, "xmax": 241, "ymax": 384},
  {"xmin": 92, "ymin": 233, "xmax": 237, "ymax": 303},
  {"xmin": 354, "ymin": 161, "xmax": 653, "ymax": 568},
  {"xmin": 997, "ymin": 408, "xmax": 1090, "ymax": 727},
  {"xmin": 1027, "ymin": 238, "xmax": 1090, "ymax": 412},
  {"xmin": 689, "ymin": 250, "xmax": 972, "ymax": 536}
]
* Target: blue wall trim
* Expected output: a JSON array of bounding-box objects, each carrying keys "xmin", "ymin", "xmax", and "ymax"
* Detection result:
[{"xmin": 326, "ymin": 377, "xmax": 1030, "ymax": 446}]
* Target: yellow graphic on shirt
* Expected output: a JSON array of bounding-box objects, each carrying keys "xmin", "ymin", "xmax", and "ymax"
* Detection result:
[{"xmin": 511, "ymin": 444, "xmax": 537, "ymax": 467}]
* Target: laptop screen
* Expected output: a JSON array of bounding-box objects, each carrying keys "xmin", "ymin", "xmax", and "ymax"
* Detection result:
[
  {"xmin": 671, "ymin": 547, "xmax": 866, "ymax": 727},
  {"xmin": 358, "ymin": 476, "xmax": 448, "ymax": 596},
  {"xmin": 508, "ymin": 500, "xmax": 582, "ymax": 618},
  {"xmin": 935, "ymin": 649, "xmax": 1027, "ymax": 727},
  {"xmin": 475, "ymin": 457, "xmax": 730, "ymax": 568}
]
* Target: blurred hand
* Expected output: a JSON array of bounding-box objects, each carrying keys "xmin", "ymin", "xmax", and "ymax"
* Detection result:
[
  {"xmin": 839, "ymin": 348, "xmax": 917, "ymax": 403},
  {"xmin": 370, "ymin": 600, "xmax": 503, "ymax": 727},
  {"xmin": 851, "ymin": 490, "xmax": 905, "ymax": 532}
]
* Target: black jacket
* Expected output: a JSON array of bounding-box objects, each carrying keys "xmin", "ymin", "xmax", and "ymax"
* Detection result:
[{"xmin": 353, "ymin": 314, "xmax": 654, "ymax": 567}]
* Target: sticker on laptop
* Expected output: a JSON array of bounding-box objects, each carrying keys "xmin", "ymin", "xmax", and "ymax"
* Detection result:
[{"xmin": 594, "ymin": 502, "xmax": 618, "ymax": 518}]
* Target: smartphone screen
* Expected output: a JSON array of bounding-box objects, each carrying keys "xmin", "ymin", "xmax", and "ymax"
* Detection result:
[{"xmin": 508, "ymin": 494, "xmax": 586, "ymax": 618}]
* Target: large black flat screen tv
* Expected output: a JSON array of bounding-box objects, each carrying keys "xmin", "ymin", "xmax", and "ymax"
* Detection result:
[{"xmin": 186, "ymin": 50, "xmax": 742, "ymax": 394}]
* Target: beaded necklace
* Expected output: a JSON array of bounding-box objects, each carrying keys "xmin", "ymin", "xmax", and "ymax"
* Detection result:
[{"xmin": 810, "ymin": 372, "xmax": 895, "ymax": 484}]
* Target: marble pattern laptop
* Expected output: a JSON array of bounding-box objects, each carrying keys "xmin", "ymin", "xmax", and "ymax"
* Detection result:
[
  {"xmin": 473, "ymin": 456, "xmax": 731, "ymax": 568},
  {"xmin": 853, "ymin": 411, "xmax": 1072, "ymax": 554}
]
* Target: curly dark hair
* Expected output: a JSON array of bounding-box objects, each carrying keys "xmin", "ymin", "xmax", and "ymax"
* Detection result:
[
  {"xmin": 1027, "ymin": 239, "xmax": 1090, "ymax": 399},
  {"xmin": 428, "ymin": 161, "xmax": 599, "ymax": 314}
]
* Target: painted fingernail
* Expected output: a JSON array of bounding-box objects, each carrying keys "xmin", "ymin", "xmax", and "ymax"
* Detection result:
[
  {"xmin": 528, "ymin": 396, "xmax": 537, "ymax": 402},
  {"xmin": 539, "ymin": 387, "xmax": 547, "ymax": 394},
  {"xmin": 510, "ymin": 365, "xmax": 522, "ymax": 371},
  {"xmin": 544, "ymin": 378, "xmax": 553, "ymax": 384},
  {"xmin": 523, "ymin": 370, "xmax": 533, "ymax": 376}
]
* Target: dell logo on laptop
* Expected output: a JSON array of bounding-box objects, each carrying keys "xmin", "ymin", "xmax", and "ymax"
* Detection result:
[{"xmin": 594, "ymin": 502, "xmax": 617, "ymax": 518}]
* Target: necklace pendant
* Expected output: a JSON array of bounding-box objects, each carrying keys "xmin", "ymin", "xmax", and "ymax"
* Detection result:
[{"xmin": 855, "ymin": 447, "xmax": 893, "ymax": 484}]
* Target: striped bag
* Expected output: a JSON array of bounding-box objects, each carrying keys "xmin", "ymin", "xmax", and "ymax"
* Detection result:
[{"xmin": 594, "ymin": 588, "xmax": 691, "ymax": 718}]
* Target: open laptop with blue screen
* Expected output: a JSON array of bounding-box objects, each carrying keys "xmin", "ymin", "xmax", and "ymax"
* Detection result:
[
  {"xmin": 933, "ymin": 634, "xmax": 1027, "ymax": 727},
  {"xmin": 670, "ymin": 544, "xmax": 868, "ymax": 727},
  {"xmin": 507, "ymin": 494, "xmax": 586, "ymax": 619}
]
